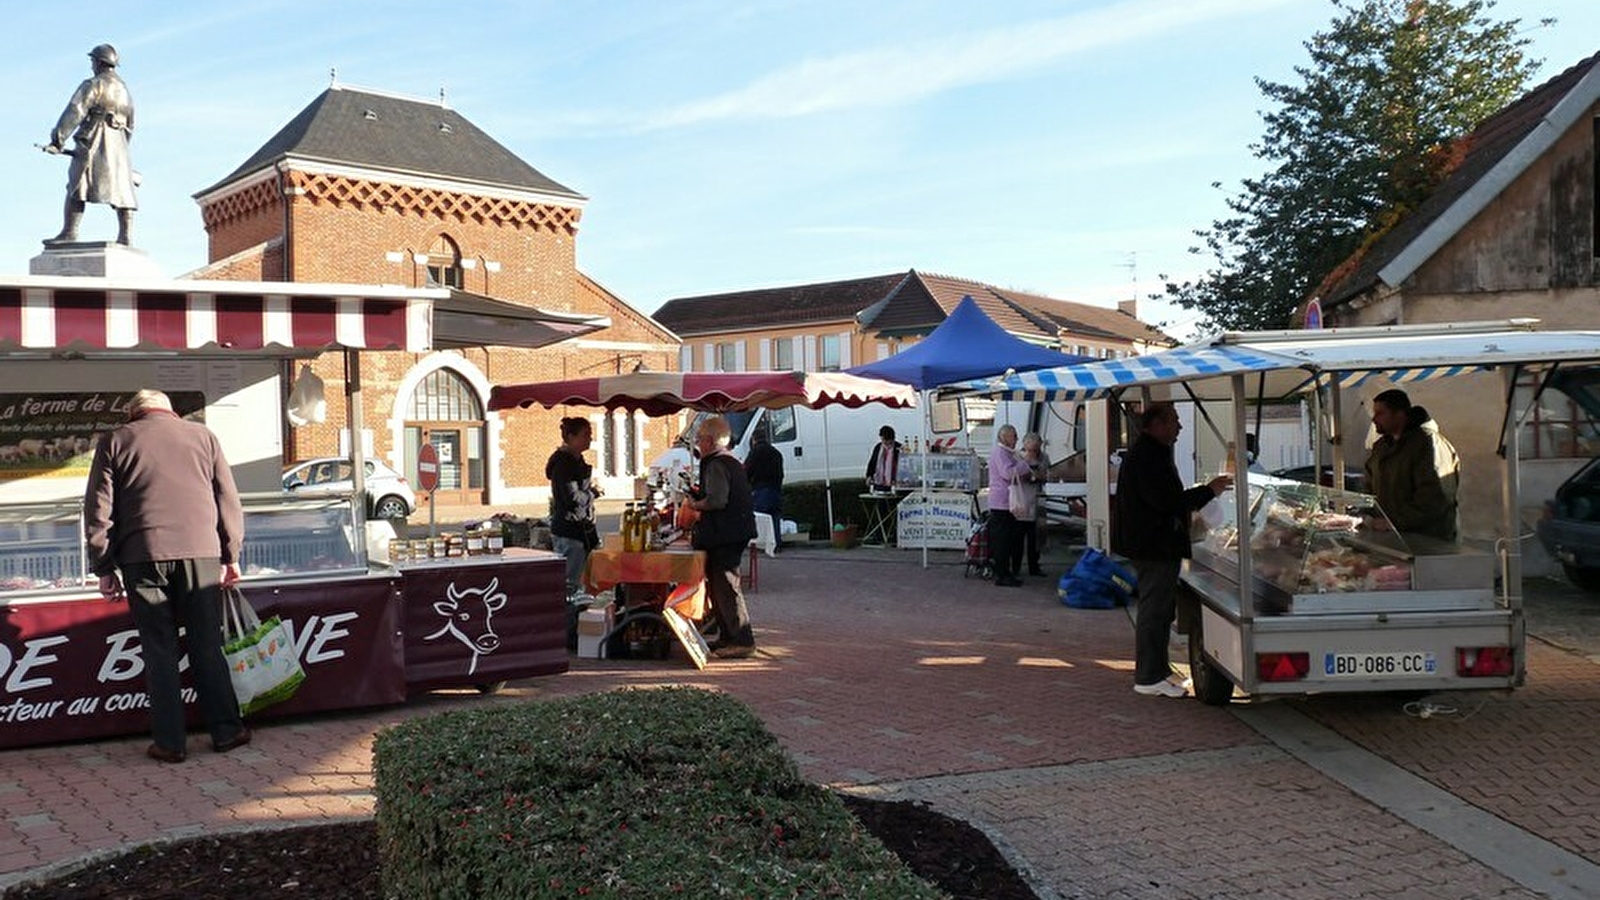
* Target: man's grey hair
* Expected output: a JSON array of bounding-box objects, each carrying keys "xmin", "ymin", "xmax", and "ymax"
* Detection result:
[
  {"xmin": 128, "ymin": 389, "xmax": 173, "ymax": 413},
  {"xmin": 700, "ymin": 415, "xmax": 732, "ymax": 447},
  {"xmin": 997, "ymin": 424, "xmax": 1018, "ymax": 441}
]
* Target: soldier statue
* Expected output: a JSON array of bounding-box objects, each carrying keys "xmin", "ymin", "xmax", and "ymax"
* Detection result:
[{"xmin": 43, "ymin": 44, "xmax": 137, "ymax": 246}]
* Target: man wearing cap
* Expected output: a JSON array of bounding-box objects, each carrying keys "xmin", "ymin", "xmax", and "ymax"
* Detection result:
[{"xmin": 44, "ymin": 43, "xmax": 137, "ymax": 245}]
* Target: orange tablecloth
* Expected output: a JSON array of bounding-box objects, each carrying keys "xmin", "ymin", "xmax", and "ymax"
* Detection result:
[{"xmin": 583, "ymin": 548, "xmax": 706, "ymax": 594}]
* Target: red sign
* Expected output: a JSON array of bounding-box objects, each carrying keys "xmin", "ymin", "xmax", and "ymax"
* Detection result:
[{"xmin": 417, "ymin": 442, "xmax": 440, "ymax": 492}]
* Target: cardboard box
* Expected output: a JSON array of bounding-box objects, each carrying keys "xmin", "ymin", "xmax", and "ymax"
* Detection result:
[{"xmin": 577, "ymin": 607, "xmax": 613, "ymax": 636}]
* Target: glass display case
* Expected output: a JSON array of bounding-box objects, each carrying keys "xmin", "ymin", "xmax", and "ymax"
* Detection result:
[
  {"xmin": 1192, "ymin": 478, "xmax": 1415, "ymax": 613},
  {"xmin": 0, "ymin": 502, "xmax": 91, "ymax": 593},
  {"xmin": 893, "ymin": 451, "xmax": 982, "ymax": 491},
  {"xmin": 0, "ymin": 495, "xmax": 367, "ymax": 599},
  {"xmin": 239, "ymin": 494, "xmax": 366, "ymax": 578}
]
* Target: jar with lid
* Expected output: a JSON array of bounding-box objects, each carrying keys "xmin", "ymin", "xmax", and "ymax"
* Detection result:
[
  {"xmin": 388, "ymin": 538, "xmax": 411, "ymax": 564},
  {"xmin": 412, "ymin": 538, "xmax": 434, "ymax": 559},
  {"xmin": 429, "ymin": 535, "xmax": 448, "ymax": 558},
  {"xmin": 465, "ymin": 524, "xmax": 486, "ymax": 556},
  {"xmin": 486, "ymin": 522, "xmax": 506, "ymax": 555},
  {"xmin": 444, "ymin": 532, "xmax": 466, "ymax": 557}
]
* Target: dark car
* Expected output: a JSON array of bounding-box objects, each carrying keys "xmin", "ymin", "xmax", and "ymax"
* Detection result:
[
  {"xmin": 1536, "ymin": 456, "xmax": 1600, "ymax": 591},
  {"xmin": 1268, "ymin": 464, "xmax": 1366, "ymax": 494}
]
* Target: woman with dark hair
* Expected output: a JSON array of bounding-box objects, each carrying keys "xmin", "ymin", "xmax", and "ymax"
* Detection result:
[{"xmin": 546, "ymin": 416, "xmax": 600, "ymax": 597}]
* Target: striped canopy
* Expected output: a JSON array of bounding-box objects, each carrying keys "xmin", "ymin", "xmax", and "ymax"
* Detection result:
[
  {"xmin": 489, "ymin": 370, "xmax": 917, "ymax": 416},
  {"xmin": 0, "ymin": 276, "xmax": 606, "ymax": 354},
  {"xmin": 950, "ymin": 322, "xmax": 1600, "ymax": 402}
]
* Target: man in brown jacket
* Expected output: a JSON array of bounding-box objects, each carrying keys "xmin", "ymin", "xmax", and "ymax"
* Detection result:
[{"xmin": 83, "ymin": 389, "xmax": 250, "ymax": 762}]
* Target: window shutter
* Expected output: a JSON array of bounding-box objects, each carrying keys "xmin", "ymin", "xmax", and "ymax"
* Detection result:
[
  {"xmin": 680, "ymin": 345, "xmax": 693, "ymax": 372},
  {"xmin": 759, "ymin": 339, "xmax": 771, "ymax": 370},
  {"xmin": 703, "ymin": 344, "xmax": 716, "ymax": 372},
  {"xmin": 802, "ymin": 335, "xmax": 817, "ymax": 371},
  {"xmin": 734, "ymin": 341, "xmax": 747, "ymax": 371},
  {"xmin": 838, "ymin": 331, "xmax": 852, "ymax": 368}
]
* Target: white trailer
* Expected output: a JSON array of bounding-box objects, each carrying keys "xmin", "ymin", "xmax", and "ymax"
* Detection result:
[{"xmin": 961, "ymin": 320, "xmax": 1600, "ymax": 704}]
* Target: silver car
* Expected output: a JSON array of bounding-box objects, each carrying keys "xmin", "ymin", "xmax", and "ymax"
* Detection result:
[{"xmin": 282, "ymin": 457, "xmax": 416, "ymax": 519}]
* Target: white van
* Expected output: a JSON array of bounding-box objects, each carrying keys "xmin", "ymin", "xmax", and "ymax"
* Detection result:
[{"xmin": 650, "ymin": 396, "xmax": 971, "ymax": 485}]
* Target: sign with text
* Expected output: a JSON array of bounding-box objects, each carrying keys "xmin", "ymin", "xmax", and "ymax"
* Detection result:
[
  {"xmin": 0, "ymin": 391, "xmax": 205, "ymax": 478},
  {"xmin": 895, "ymin": 491, "xmax": 974, "ymax": 550}
]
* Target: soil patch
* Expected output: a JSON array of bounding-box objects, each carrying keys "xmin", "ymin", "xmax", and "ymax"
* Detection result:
[{"xmin": 3, "ymin": 796, "xmax": 1038, "ymax": 900}]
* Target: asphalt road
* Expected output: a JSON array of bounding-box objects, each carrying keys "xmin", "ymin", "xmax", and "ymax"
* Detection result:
[{"xmin": 1524, "ymin": 573, "xmax": 1600, "ymax": 658}]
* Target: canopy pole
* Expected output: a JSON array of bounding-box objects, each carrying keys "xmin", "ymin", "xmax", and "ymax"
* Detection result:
[
  {"xmin": 921, "ymin": 388, "xmax": 930, "ymax": 568},
  {"xmin": 345, "ymin": 350, "xmax": 368, "ymax": 556},
  {"xmin": 823, "ymin": 406, "xmax": 835, "ymax": 533}
]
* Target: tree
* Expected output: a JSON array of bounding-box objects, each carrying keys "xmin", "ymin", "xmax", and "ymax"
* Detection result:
[{"xmin": 1164, "ymin": 0, "xmax": 1543, "ymax": 332}]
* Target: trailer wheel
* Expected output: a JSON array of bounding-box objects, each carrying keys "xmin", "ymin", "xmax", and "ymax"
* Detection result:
[{"xmin": 1188, "ymin": 626, "xmax": 1234, "ymax": 706}]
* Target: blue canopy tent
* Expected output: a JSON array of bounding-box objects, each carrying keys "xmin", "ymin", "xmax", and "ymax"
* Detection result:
[
  {"xmin": 848, "ymin": 294, "xmax": 1088, "ymax": 388},
  {"xmin": 846, "ymin": 295, "xmax": 1088, "ymax": 564}
]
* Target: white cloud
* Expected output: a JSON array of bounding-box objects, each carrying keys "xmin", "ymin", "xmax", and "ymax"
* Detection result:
[{"xmin": 634, "ymin": 0, "xmax": 1296, "ymax": 131}]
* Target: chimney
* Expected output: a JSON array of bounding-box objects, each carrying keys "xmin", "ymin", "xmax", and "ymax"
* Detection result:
[{"xmin": 1118, "ymin": 299, "xmax": 1138, "ymax": 318}]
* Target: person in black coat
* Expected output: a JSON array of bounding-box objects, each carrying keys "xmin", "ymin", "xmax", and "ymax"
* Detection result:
[
  {"xmin": 744, "ymin": 425, "xmax": 784, "ymax": 527},
  {"xmin": 687, "ymin": 415, "xmax": 758, "ymax": 658},
  {"xmin": 1112, "ymin": 403, "xmax": 1231, "ymax": 698}
]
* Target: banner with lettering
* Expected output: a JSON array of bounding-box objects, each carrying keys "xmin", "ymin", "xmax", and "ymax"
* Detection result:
[
  {"xmin": 0, "ymin": 577, "xmax": 403, "ymax": 750},
  {"xmin": 0, "ymin": 390, "xmax": 206, "ymax": 478}
]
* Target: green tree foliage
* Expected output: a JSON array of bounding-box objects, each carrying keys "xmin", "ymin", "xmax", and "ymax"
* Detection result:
[{"xmin": 1164, "ymin": 0, "xmax": 1543, "ymax": 331}]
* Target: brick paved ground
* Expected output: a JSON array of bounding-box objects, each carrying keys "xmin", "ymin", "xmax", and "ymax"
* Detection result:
[{"xmin": 2, "ymin": 542, "xmax": 1594, "ymax": 898}]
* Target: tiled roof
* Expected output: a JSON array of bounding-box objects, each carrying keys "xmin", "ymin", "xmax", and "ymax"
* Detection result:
[
  {"xmin": 1316, "ymin": 51, "xmax": 1600, "ymax": 307},
  {"xmin": 651, "ymin": 273, "xmax": 910, "ymax": 335},
  {"xmin": 195, "ymin": 86, "xmax": 583, "ymax": 201},
  {"xmin": 869, "ymin": 271, "xmax": 1173, "ymax": 346},
  {"xmin": 652, "ymin": 269, "xmax": 1172, "ymax": 346}
]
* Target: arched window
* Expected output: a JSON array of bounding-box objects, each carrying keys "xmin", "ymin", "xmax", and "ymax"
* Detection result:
[
  {"xmin": 425, "ymin": 234, "xmax": 463, "ymax": 289},
  {"xmin": 404, "ymin": 368, "xmax": 485, "ymax": 499}
]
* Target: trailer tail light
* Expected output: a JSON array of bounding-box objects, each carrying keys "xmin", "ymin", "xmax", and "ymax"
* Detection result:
[
  {"xmin": 1456, "ymin": 646, "xmax": 1513, "ymax": 678},
  {"xmin": 1256, "ymin": 652, "xmax": 1310, "ymax": 682}
]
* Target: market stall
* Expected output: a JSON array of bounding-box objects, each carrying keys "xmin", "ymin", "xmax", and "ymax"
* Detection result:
[
  {"xmin": 0, "ymin": 275, "xmax": 605, "ymax": 751},
  {"xmin": 955, "ymin": 320, "xmax": 1600, "ymax": 703}
]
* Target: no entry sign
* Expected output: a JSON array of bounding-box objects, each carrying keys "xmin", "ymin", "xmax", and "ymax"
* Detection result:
[{"xmin": 417, "ymin": 442, "xmax": 440, "ymax": 492}]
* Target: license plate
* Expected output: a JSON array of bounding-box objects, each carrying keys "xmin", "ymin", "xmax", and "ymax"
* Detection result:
[{"xmin": 1323, "ymin": 651, "xmax": 1436, "ymax": 677}]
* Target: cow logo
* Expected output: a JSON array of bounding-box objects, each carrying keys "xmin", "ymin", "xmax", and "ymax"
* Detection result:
[{"xmin": 423, "ymin": 577, "xmax": 507, "ymax": 675}]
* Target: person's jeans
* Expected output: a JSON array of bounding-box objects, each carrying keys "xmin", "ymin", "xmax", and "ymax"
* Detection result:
[
  {"xmin": 123, "ymin": 558, "xmax": 245, "ymax": 751},
  {"xmin": 704, "ymin": 543, "xmax": 753, "ymax": 646},
  {"xmin": 552, "ymin": 534, "xmax": 589, "ymax": 597},
  {"xmin": 1130, "ymin": 558, "xmax": 1183, "ymax": 685}
]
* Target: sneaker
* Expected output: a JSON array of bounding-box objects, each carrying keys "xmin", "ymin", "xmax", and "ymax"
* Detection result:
[{"xmin": 1133, "ymin": 680, "xmax": 1188, "ymax": 698}]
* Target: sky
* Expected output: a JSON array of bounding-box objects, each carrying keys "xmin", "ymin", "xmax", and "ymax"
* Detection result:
[{"xmin": 1, "ymin": 1, "xmax": 1596, "ymax": 340}]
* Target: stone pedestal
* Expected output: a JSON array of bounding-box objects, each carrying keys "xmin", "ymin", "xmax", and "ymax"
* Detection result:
[{"xmin": 29, "ymin": 242, "xmax": 164, "ymax": 278}]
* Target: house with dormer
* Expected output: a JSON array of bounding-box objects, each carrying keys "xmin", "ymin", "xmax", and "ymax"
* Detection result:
[
  {"xmin": 1306, "ymin": 51, "xmax": 1600, "ymax": 560},
  {"xmin": 189, "ymin": 84, "xmax": 681, "ymax": 507},
  {"xmin": 652, "ymin": 269, "xmax": 1171, "ymax": 376}
]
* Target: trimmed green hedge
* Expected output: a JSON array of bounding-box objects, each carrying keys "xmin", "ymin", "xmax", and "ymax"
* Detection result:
[
  {"xmin": 782, "ymin": 479, "xmax": 869, "ymax": 538},
  {"xmin": 374, "ymin": 687, "xmax": 946, "ymax": 899}
]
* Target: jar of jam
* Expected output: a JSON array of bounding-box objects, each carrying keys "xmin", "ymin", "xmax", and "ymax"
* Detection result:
[
  {"xmin": 486, "ymin": 524, "xmax": 506, "ymax": 555},
  {"xmin": 465, "ymin": 526, "xmax": 486, "ymax": 556},
  {"xmin": 388, "ymin": 539, "xmax": 410, "ymax": 564},
  {"xmin": 444, "ymin": 532, "xmax": 466, "ymax": 558}
]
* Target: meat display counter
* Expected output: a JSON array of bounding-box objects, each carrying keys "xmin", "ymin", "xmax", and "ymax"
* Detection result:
[{"xmin": 1189, "ymin": 478, "xmax": 1494, "ymax": 616}]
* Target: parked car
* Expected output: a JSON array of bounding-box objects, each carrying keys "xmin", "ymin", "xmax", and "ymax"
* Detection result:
[
  {"xmin": 1268, "ymin": 464, "xmax": 1366, "ymax": 494},
  {"xmin": 282, "ymin": 457, "xmax": 415, "ymax": 519},
  {"xmin": 1536, "ymin": 456, "xmax": 1600, "ymax": 591}
]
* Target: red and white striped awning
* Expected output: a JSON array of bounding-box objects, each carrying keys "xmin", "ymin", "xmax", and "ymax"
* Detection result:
[{"xmin": 0, "ymin": 276, "xmax": 607, "ymax": 354}]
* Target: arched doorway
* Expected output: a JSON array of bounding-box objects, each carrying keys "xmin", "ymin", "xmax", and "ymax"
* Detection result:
[{"xmin": 403, "ymin": 368, "xmax": 486, "ymax": 507}]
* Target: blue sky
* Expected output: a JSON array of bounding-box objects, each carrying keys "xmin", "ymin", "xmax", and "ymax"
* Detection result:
[{"xmin": 2, "ymin": 1, "xmax": 1595, "ymax": 339}]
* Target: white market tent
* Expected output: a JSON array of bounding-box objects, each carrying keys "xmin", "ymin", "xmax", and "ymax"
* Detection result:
[{"xmin": 949, "ymin": 318, "xmax": 1600, "ymax": 596}]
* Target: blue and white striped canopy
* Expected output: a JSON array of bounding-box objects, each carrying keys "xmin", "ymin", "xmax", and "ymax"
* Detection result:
[{"xmin": 950, "ymin": 324, "xmax": 1600, "ymax": 401}]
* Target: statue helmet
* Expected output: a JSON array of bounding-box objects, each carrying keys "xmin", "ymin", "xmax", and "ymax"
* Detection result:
[{"xmin": 88, "ymin": 44, "xmax": 118, "ymax": 67}]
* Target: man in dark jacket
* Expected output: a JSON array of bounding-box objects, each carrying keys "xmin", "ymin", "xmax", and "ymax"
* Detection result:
[
  {"xmin": 1112, "ymin": 403, "xmax": 1231, "ymax": 698},
  {"xmin": 687, "ymin": 415, "xmax": 758, "ymax": 658},
  {"xmin": 744, "ymin": 424, "xmax": 784, "ymax": 534},
  {"xmin": 1364, "ymin": 389, "xmax": 1460, "ymax": 542},
  {"xmin": 82, "ymin": 389, "xmax": 251, "ymax": 762}
]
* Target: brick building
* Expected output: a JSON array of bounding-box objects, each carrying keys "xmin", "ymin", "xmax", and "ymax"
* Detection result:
[{"xmin": 189, "ymin": 84, "xmax": 680, "ymax": 508}]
